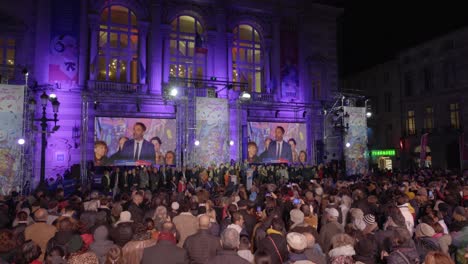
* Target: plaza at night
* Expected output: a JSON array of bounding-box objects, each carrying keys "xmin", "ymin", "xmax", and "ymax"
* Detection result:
[{"xmin": 0, "ymin": 1, "xmax": 466, "ymax": 264}]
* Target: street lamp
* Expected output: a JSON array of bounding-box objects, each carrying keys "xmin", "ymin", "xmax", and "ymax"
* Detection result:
[{"xmin": 33, "ymin": 91, "xmax": 60, "ymax": 187}]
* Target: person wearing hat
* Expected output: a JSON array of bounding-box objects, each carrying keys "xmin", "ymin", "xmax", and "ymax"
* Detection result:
[
  {"xmin": 449, "ymin": 206, "xmax": 468, "ymax": 232},
  {"xmin": 111, "ymin": 211, "xmax": 134, "ymax": 247},
  {"xmin": 284, "ymin": 232, "xmax": 313, "ymax": 264},
  {"xmin": 290, "ymin": 209, "xmax": 319, "ymax": 239},
  {"xmin": 318, "ymin": 208, "xmax": 344, "ymax": 255},
  {"xmin": 354, "ymin": 214, "xmax": 379, "ymax": 264},
  {"xmin": 414, "ymin": 223, "xmax": 441, "ymax": 261},
  {"xmin": 362, "ymin": 214, "xmax": 379, "ymax": 235},
  {"xmin": 328, "ymin": 233, "xmax": 356, "ymax": 264}
]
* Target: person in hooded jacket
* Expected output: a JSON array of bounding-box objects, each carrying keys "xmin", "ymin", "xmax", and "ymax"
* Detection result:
[{"xmin": 90, "ymin": 225, "xmax": 115, "ymax": 264}]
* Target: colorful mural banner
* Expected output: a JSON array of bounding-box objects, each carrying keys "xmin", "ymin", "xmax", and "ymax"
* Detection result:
[
  {"xmin": 0, "ymin": 85, "xmax": 24, "ymax": 195},
  {"xmin": 49, "ymin": 0, "xmax": 80, "ymax": 88},
  {"xmin": 248, "ymin": 122, "xmax": 307, "ymax": 163},
  {"xmin": 343, "ymin": 107, "xmax": 368, "ymax": 175},
  {"xmin": 95, "ymin": 117, "xmax": 177, "ymax": 165},
  {"xmin": 195, "ymin": 97, "xmax": 229, "ymax": 166}
]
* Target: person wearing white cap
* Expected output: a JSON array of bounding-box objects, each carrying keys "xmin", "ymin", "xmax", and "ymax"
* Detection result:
[
  {"xmin": 284, "ymin": 232, "xmax": 314, "ymax": 263},
  {"xmin": 318, "ymin": 208, "xmax": 344, "ymax": 255}
]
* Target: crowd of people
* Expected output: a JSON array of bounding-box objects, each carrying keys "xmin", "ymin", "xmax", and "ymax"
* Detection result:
[{"xmin": 0, "ymin": 164, "xmax": 467, "ymax": 264}]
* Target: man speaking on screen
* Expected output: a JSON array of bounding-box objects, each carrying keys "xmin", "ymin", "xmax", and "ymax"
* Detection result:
[
  {"xmin": 120, "ymin": 122, "xmax": 155, "ymax": 162},
  {"xmin": 268, "ymin": 126, "xmax": 293, "ymax": 163}
]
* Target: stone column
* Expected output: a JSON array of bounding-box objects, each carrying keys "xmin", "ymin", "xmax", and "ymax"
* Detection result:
[
  {"xmin": 206, "ymin": 30, "xmax": 217, "ymax": 78},
  {"xmin": 226, "ymin": 33, "xmax": 233, "ymax": 84},
  {"xmin": 272, "ymin": 18, "xmax": 281, "ymax": 98},
  {"xmin": 149, "ymin": 1, "xmax": 162, "ymax": 94},
  {"xmin": 34, "ymin": 0, "xmax": 51, "ymax": 85},
  {"xmin": 161, "ymin": 25, "xmax": 172, "ymax": 84},
  {"xmin": 78, "ymin": 0, "xmax": 89, "ymax": 88},
  {"xmin": 138, "ymin": 21, "xmax": 149, "ymax": 86},
  {"xmin": 88, "ymin": 14, "xmax": 99, "ymax": 81},
  {"xmin": 264, "ymin": 38, "xmax": 272, "ymax": 94}
]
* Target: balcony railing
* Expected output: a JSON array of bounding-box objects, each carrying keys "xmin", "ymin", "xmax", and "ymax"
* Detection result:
[
  {"xmin": 0, "ymin": 64, "xmax": 27, "ymax": 85},
  {"xmin": 87, "ymin": 80, "xmax": 146, "ymax": 93},
  {"xmin": 251, "ymin": 92, "xmax": 275, "ymax": 102}
]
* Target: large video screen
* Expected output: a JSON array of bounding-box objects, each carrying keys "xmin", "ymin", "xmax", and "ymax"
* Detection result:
[
  {"xmin": 94, "ymin": 117, "xmax": 177, "ymax": 166},
  {"xmin": 247, "ymin": 122, "xmax": 307, "ymax": 164}
]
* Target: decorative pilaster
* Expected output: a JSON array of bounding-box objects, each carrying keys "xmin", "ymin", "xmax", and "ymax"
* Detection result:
[
  {"xmin": 138, "ymin": 21, "xmax": 149, "ymax": 85},
  {"xmin": 78, "ymin": 0, "xmax": 89, "ymax": 88},
  {"xmin": 264, "ymin": 38, "xmax": 272, "ymax": 94},
  {"xmin": 88, "ymin": 14, "xmax": 99, "ymax": 81},
  {"xmin": 149, "ymin": 1, "xmax": 162, "ymax": 94},
  {"xmin": 161, "ymin": 25, "xmax": 172, "ymax": 84},
  {"xmin": 226, "ymin": 33, "xmax": 234, "ymax": 84}
]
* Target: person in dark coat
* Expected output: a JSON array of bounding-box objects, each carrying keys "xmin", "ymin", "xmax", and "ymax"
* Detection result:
[
  {"xmin": 206, "ymin": 228, "xmax": 250, "ymax": 264},
  {"xmin": 256, "ymin": 218, "xmax": 288, "ymax": 264},
  {"xmin": 303, "ymin": 232, "xmax": 326, "ymax": 264},
  {"xmin": 385, "ymin": 229, "xmax": 420, "ymax": 264},
  {"xmin": 127, "ymin": 192, "xmax": 144, "ymax": 223},
  {"xmin": 238, "ymin": 200, "xmax": 257, "ymax": 238},
  {"xmin": 183, "ymin": 215, "xmax": 221, "ymax": 264},
  {"xmin": 142, "ymin": 222, "xmax": 189, "ymax": 264}
]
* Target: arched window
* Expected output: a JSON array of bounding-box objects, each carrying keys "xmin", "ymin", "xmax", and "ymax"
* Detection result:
[
  {"xmin": 232, "ymin": 24, "xmax": 263, "ymax": 93},
  {"xmin": 169, "ymin": 15, "xmax": 205, "ymax": 79},
  {"xmin": 98, "ymin": 5, "xmax": 138, "ymax": 83}
]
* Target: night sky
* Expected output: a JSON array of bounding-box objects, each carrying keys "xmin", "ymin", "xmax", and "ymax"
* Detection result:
[{"xmin": 340, "ymin": 1, "xmax": 468, "ymax": 77}]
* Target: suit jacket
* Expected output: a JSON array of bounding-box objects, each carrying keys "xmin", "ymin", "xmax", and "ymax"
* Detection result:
[
  {"xmin": 142, "ymin": 240, "xmax": 189, "ymax": 264},
  {"xmin": 268, "ymin": 140, "xmax": 293, "ymax": 162},
  {"xmin": 120, "ymin": 139, "xmax": 155, "ymax": 161}
]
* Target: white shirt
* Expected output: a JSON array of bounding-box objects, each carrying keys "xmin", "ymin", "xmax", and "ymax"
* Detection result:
[
  {"xmin": 276, "ymin": 141, "xmax": 282, "ymax": 158},
  {"xmin": 133, "ymin": 139, "xmax": 144, "ymax": 160}
]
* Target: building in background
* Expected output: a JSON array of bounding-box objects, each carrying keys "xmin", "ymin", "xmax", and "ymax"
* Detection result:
[
  {"xmin": 0, "ymin": 0, "xmax": 342, "ymax": 190},
  {"xmin": 345, "ymin": 27, "xmax": 468, "ymax": 171}
]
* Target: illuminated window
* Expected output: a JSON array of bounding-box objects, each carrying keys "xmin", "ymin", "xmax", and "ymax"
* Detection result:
[
  {"xmin": 407, "ymin": 110, "xmax": 416, "ymax": 135},
  {"xmin": 232, "ymin": 24, "xmax": 263, "ymax": 93},
  {"xmin": 169, "ymin": 16, "xmax": 205, "ymax": 80},
  {"xmin": 98, "ymin": 5, "xmax": 138, "ymax": 83},
  {"xmin": 450, "ymin": 103, "xmax": 460, "ymax": 129},
  {"xmin": 0, "ymin": 37, "xmax": 15, "ymax": 82},
  {"xmin": 423, "ymin": 107, "xmax": 434, "ymax": 132}
]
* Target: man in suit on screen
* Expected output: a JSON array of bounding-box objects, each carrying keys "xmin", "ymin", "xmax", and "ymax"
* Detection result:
[
  {"xmin": 120, "ymin": 122, "xmax": 155, "ymax": 162},
  {"xmin": 268, "ymin": 126, "xmax": 293, "ymax": 163}
]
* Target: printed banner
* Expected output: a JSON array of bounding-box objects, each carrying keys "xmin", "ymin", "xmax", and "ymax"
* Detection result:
[
  {"xmin": 195, "ymin": 97, "xmax": 229, "ymax": 166},
  {"xmin": 49, "ymin": 0, "xmax": 80, "ymax": 88},
  {"xmin": 0, "ymin": 85, "xmax": 24, "ymax": 194},
  {"xmin": 343, "ymin": 107, "xmax": 368, "ymax": 175}
]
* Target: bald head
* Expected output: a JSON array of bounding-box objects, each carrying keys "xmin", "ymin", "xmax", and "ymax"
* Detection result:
[
  {"xmin": 34, "ymin": 208, "xmax": 48, "ymax": 222},
  {"xmin": 161, "ymin": 221, "xmax": 175, "ymax": 233},
  {"xmin": 199, "ymin": 215, "xmax": 211, "ymax": 229},
  {"xmin": 303, "ymin": 232, "xmax": 315, "ymax": 248}
]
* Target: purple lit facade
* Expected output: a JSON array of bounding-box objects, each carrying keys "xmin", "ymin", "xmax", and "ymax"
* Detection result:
[{"xmin": 0, "ymin": 0, "xmax": 342, "ymax": 188}]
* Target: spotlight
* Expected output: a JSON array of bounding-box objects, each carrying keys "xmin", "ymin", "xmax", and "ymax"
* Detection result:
[
  {"xmin": 240, "ymin": 91, "xmax": 251, "ymax": 100},
  {"xmin": 229, "ymin": 140, "xmax": 234, "ymax": 146},
  {"xmin": 52, "ymin": 125, "xmax": 61, "ymax": 132},
  {"xmin": 275, "ymin": 110, "xmax": 280, "ymax": 118},
  {"xmin": 169, "ymin": 87, "xmax": 178, "ymax": 96},
  {"xmin": 17, "ymin": 138, "xmax": 25, "ymax": 145},
  {"xmin": 93, "ymin": 101, "xmax": 99, "ymax": 110},
  {"xmin": 49, "ymin": 93, "xmax": 57, "ymax": 99},
  {"xmin": 366, "ymin": 112, "xmax": 372, "ymax": 118},
  {"xmin": 302, "ymin": 111, "xmax": 307, "ymax": 118},
  {"xmin": 194, "ymin": 140, "xmax": 200, "ymax": 146},
  {"xmin": 345, "ymin": 142, "xmax": 351, "ymax": 148}
]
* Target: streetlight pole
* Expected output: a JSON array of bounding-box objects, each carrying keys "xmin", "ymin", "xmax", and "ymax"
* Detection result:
[{"xmin": 33, "ymin": 91, "xmax": 60, "ymax": 187}]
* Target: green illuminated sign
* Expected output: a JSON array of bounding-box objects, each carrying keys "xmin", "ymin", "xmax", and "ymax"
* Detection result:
[{"xmin": 371, "ymin": 149, "xmax": 396, "ymax": 157}]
